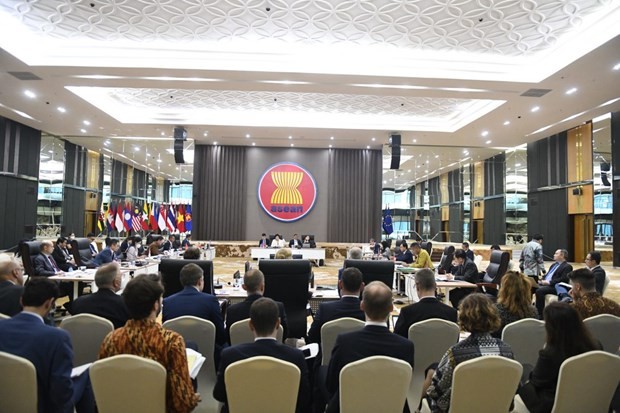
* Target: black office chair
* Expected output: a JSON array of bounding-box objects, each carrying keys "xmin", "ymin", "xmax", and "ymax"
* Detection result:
[
  {"xmin": 19, "ymin": 240, "xmax": 43, "ymax": 277},
  {"xmin": 244, "ymin": 261, "xmax": 251, "ymax": 273},
  {"xmin": 477, "ymin": 250, "xmax": 511, "ymax": 297},
  {"xmin": 159, "ymin": 259, "xmax": 214, "ymax": 297},
  {"xmin": 420, "ymin": 241, "xmax": 432, "ymax": 255},
  {"xmin": 343, "ymin": 259, "xmax": 395, "ymax": 290},
  {"xmin": 70, "ymin": 238, "xmax": 95, "ymax": 268},
  {"xmin": 437, "ymin": 245, "xmax": 455, "ymax": 274},
  {"xmin": 259, "ymin": 259, "xmax": 312, "ymax": 339}
]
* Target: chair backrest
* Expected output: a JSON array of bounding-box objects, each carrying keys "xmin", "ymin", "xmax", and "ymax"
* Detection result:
[
  {"xmin": 501, "ymin": 318, "xmax": 545, "ymax": 377},
  {"xmin": 259, "ymin": 259, "xmax": 311, "ymax": 338},
  {"xmin": 482, "ymin": 250, "xmax": 510, "ymax": 284},
  {"xmin": 340, "ymin": 356, "xmax": 412, "ymax": 413},
  {"xmin": 438, "ymin": 245, "xmax": 455, "ymax": 273},
  {"xmin": 225, "ymin": 356, "xmax": 300, "ymax": 413},
  {"xmin": 244, "ymin": 261, "xmax": 251, "ymax": 273},
  {"xmin": 0, "ymin": 351, "xmax": 38, "ymax": 413},
  {"xmin": 59, "ymin": 313, "xmax": 114, "ymax": 366},
  {"xmin": 229, "ymin": 318, "xmax": 284, "ymax": 346},
  {"xmin": 70, "ymin": 238, "xmax": 93, "ymax": 266},
  {"xmin": 321, "ymin": 317, "xmax": 365, "ymax": 366},
  {"xmin": 602, "ymin": 275, "xmax": 610, "ymax": 295},
  {"xmin": 420, "ymin": 241, "xmax": 432, "ymax": 255},
  {"xmin": 583, "ymin": 314, "xmax": 620, "ymax": 353},
  {"xmin": 90, "ymin": 354, "xmax": 166, "ymax": 413},
  {"xmin": 159, "ymin": 258, "xmax": 214, "ymax": 297},
  {"xmin": 450, "ymin": 356, "xmax": 522, "ymax": 413},
  {"xmin": 162, "ymin": 316, "xmax": 217, "ymax": 382},
  {"xmin": 343, "ymin": 259, "xmax": 395, "ymax": 289},
  {"xmin": 551, "ymin": 351, "xmax": 620, "ymax": 413},
  {"xmin": 407, "ymin": 319, "xmax": 459, "ymax": 409},
  {"xmin": 19, "ymin": 240, "xmax": 42, "ymax": 277},
  {"xmin": 301, "ymin": 234, "xmax": 315, "ymax": 242}
]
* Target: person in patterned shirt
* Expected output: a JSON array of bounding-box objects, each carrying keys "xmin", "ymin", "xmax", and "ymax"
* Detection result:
[
  {"xmin": 426, "ymin": 293, "xmax": 514, "ymax": 412},
  {"xmin": 568, "ymin": 268, "xmax": 620, "ymax": 320},
  {"xmin": 99, "ymin": 274, "xmax": 199, "ymax": 413}
]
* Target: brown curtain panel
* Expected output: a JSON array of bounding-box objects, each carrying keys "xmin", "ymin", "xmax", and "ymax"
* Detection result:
[
  {"xmin": 327, "ymin": 149, "xmax": 382, "ymax": 242},
  {"xmin": 192, "ymin": 145, "xmax": 247, "ymax": 241}
]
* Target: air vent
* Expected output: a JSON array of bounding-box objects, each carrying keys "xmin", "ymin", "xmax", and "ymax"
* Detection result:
[
  {"xmin": 7, "ymin": 71, "xmax": 42, "ymax": 80},
  {"xmin": 520, "ymin": 88, "xmax": 551, "ymax": 97}
]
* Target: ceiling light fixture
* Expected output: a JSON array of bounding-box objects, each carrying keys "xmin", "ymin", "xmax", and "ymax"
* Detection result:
[
  {"xmin": 503, "ymin": 121, "xmax": 510, "ymax": 126},
  {"xmin": 203, "ymin": 132, "xmax": 208, "ymax": 136},
  {"xmin": 613, "ymin": 62, "xmax": 620, "ymax": 71},
  {"xmin": 566, "ymin": 87, "xmax": 577, "ymax": 95},
  {"xmin": 80, "ymin": 129, "xmax": 86, "ymax": 133},
  {"xmin": 486, "ymin": 140, "xmax": 492, "ymax": 144},
  {"xmin": 290, "ymin": 143, "xmax": 294, "ymax": 147},
  {"xmin": 366, "ymin": 145, "xmax": 370, "ymax": 149},
  {"xmin": 161, "ymin": 132, "xmax": 165, "ymax": 136},
  {"xmin": 213, "ymin": 142, "xmax": 218, "ymax": 145},
  {"xmin": 531, "ymin": 106, "xmax": 540, "ymax": 112},
  {"xmin": 83, "ymin": 120, "xmax": 90, "ymax": 125},
  {"xmin": 57, "ymin": 106, "xmax": 66, "ymax": 113},
  {"xmin": 329, "ymin": 144, "xmax": 332, "ymax": 148},
  {"xmin": 24, "ymin": 90, "xmax": 36, "ymax": 98},
  {"xmin": 252, "ymin": 142, "xmax": 256, "ymax": 146},
  {"xmin": 246, "ymin": 134, "xmax": 250, "ymax": 138},
  {"xmin": 412, "ymin": 139, "xmax": 417, "ymax": 143},
  {"xmin": 288, "ymin": 136, "xmax": 292, "ymax": 139},
  {"xmin": 330, "ymin": 136, "xmax": 334, "ymax": 140},
  {"xmin": 481, "ymin": 130, "xmax": 489, "ymax": 137}
]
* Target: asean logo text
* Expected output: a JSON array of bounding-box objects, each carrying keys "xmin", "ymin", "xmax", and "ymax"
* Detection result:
[{"xmin": 257, "ymin": 162, "xmax": 317, "ymax": 222}]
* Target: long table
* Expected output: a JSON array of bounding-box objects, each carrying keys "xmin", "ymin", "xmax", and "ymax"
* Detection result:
[
  {"xmin": 216, "ymin": 287, "xmax": 339, "ymax": 313},
  {"xmin": 250, "ymin": 247, "xmax": 326, "ymax": 260},
  {"xmin": 400, "ymin": 271, "xmax": 477, "ymax": 305}
]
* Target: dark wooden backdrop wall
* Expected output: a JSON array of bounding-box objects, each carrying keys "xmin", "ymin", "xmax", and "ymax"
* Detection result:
[
  {"xmin": 0, "ymin": 116, "xmax": 40, "ymax": 249},
  {"xmin": 483, "ymin": 153, "xmax": 506, "ymax": 246}
]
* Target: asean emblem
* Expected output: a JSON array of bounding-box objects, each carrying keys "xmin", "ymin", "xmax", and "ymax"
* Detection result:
[{"xmin": 257, "ymin": 162, "xmax": 317, "ymax": 222}]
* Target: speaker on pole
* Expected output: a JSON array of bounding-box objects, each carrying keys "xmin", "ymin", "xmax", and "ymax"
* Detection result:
[
  {"xmin": 173, "ymin": 127, "xmax": 187, "ymax": 164},
  {"xmin": 389, "ymin": 134, "xmax": 401, "ymax": 170}
]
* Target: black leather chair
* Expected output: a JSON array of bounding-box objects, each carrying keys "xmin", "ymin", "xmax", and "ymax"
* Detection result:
[
  {"xmin": 159, "ymin": 259, "xmax": 214, "ymax": 297},
  {"xmin": 19, "ymin": 240, "xmax": 43, "ymax": 277},
  {"xmin": 437, "ymin": 245, "xmax": 455, "ymax": 274},
  {"xmin": 259, "ymin": 259, "xmax": 312, "ymax": 339},
  {"xmin": 292, "ymin": 254, "xmax": 303, "ymax": 259},
  {"xmin": 477, "ymin": 250, "xmax": 511, "ymax": 296},
  {"xmin": 70, "ymin": 238, "xmax": 95, "ymax": 268},
  {"xmin": 244, "ymin": 261, "xmax": 251, "ymax": 273},
  {"xmin": 343, "ymin": 259, "xmax": 395, "ymax": 289},
  {"xmin": 420, "ymin": 241, "xmax": 432, "ymax": 255}
]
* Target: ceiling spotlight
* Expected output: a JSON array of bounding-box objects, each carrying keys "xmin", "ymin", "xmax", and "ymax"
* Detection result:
[
  {"xmin": 531, "ymin": 106, "xmax": 540, "ymax": 112},
  {"xmin": 57, "ymin": 106, "xmax": 66, "ymax": 113},
  {"xmin": 565, "ymin": 87, "xmax": 577, "ymax": 95},
  {"xmin": 481, "ymin": 130, "xmax": 489, "ymax": 137},
  {"xmin": 24, "ymin": 90, "xmax": 36, "ymax": 98},
  {"xmin": 486, "ymin": 140, "xmax": 492, "ymax": 144},
  {"xmin": 203, "ymin": 132, "xmax": 208, "ymax": 136},
  {"xmin": 613, "ymin": 62, "xmax": 620, "ymax": 71},
  {"xmin": 371, "ymin": 137, "xmax": 376, "ymax": 141},
  {"xmin": 435, "ymin": 155, "xmax": 439, "ymax": 158},
  {"xmin": 157, "ymin": 159, "xmax": 162, "ymax": 163},
  {"xmin": 252, "ymin": 142, "xmax": 256, "ymax": 146},
  {"xmin": 330, "ymin": 136, "xmax": 334, "ymax": 140},
  {"xmin": 290, "ymin": 143, "xmax": 294, "ymax": 147},
  {"xmin": 161, "ymin": 132, "xmax": 165, "ymax": 136},
  {"xmin": 134, "ymin": 146, "xmax": 140, "ymax": 151},
  {"xmin": 503, "ymin": 120, "xmax": 510, "ymax": 126},
  {"xmin": 246, "ymin": 134, "xmax": 250, "ymax": 138},
  {"xmin": 213, "ymin": 142, "xmax": 218, "ymax": 145},
  {"xmin": 288, "ymin": 136, "xmax": 292, "ymax": 139},
  {"xmin": 104, "ymin": 140, "xmax": 110, "ymax": 146},
  {"xmin": 329, "ymin": 144, "xmax": 333, "ymax": 148},
  {"xmin": 83, "ymin": 120, "xmax": 91, "ymax": 125},
  {"xmin": 412, "ymin": 139, "xmax": 417, "ymax": 143},
  {"xmin": 80, "ymin": 129, "xmax": 86, "ymax": 133}
]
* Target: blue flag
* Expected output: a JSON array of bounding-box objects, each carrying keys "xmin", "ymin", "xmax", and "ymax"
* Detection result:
[
  {"xmin": 382, "ymin": 207, "xmax": 393, "ymax": 235},
  {"xmin": 184, "ymin": 204, "xmax": 192, "ymax": 232}
]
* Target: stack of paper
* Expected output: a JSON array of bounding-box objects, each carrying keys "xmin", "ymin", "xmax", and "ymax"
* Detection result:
[{"xmin": 186, "ymin": 348, "xmax": 206, "ymax": 379}]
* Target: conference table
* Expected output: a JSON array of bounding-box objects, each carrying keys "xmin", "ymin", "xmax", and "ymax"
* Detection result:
[
  {"xmin": 250, "ymin": 247, "xmax": 326, "ymax": 261},
  {"xmin": 216, "ymin": 286, "xmax": 339, "ymax": 313},
  {"xmin": 397, "ymin": 267, "xmax": 478, "ymax": 305}
]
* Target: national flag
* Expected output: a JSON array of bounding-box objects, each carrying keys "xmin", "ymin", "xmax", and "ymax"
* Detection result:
[
  {"xmin": 166, "ymin": 204, "xmax": 176, "ymax": 232},
  {"xmin": 115, "ymin": 201, "xmax": 125, "ymax": 232},
  {"xmin": 123, "ymin": 202, "xmax": 133, "ymax": 232},
  {"xmin": 103, "ymin": 205, "xmax": 111, "ymax": 232},
  {"xmin": 142, "ymin": 202, "xmax": 150, "ymax": 230},
  {"xmin": 176, "ymin": 204, "xmax": 185, "ymax": 233},
  {"xmin": 184, "ymin": 204, "xmax": 192, "ymax": 232},
  {"xmin": 107, "ymin": 203, "xmax": 115, "ymax": 231},
  {"xmin": 382, "ymin": 205, "xmax": 393, "ymax": 235},
  {"xmin": 97, "ymin": 201, "xmax": 105, "ymax": 232},
  {"xmin": 132, "ymin": 204, "xmax": 142, "ymax": 232},
  {"xmin": 158, "ymin": 204, "xmax": 167, "ymax": 231},
  {"xmin": 149, "ymin": 202, "xmax": 158, "ymax": 231}
]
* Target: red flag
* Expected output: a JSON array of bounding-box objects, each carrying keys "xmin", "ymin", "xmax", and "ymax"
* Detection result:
[
  {"xmin": 149, "ymin": 202, "xmax": 158, "ymax": 231},
  {"xmin": 176, "ymin": 204, "xmax": 185, "ymax": 233}
]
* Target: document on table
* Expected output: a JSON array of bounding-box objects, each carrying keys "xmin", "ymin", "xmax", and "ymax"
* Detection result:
[
  {"xmin": 186, "ymin": 348, "xmax": 206, "ymax": 379},
  {"xmin": 71, "ymin": 363, "xmax": 92, "ymax": 378}
]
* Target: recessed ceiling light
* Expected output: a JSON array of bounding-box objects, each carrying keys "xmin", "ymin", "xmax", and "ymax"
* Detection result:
[
  {"xmin": 425, "ymin": 170, "xmax": 428, "ymax": 173},
  {"xmin": 24, "ymin": 90, "xmax": 36, "ymax": 98},
  {"xmin": 383, "ymin": 180, "xmax": 387, "ymax": 184},
  {"xmin": 412, "ymin": 139, "xmax": 417, "ymax": 143},
  {"xmin": 161, "ymin": 132, "xmax": 165, "ymax": 136},
  {"xmin": 134, "ymin": 146, "xmax": 140, "ymax": 151},
  {"xmin": 503, "ymin": 121, "xmax": 510, "ymax": 126},
  {"xmin": 566, "ymin": 87, "xmax": 577, "ymax": 95},
  {"xmin": 246, "ymin": 134, "xmax": 250, "ymax": 138},
  {"xmin": 516, "ymin": 163, "xmax": 522, "ymax": 167},
  {"xmin": 486, "ymin": 140, "xmax": 492, "ymax": 144},
  {"xmin": 157, "ymin": 159, "xmax": 162, "ymax": 163},
  {"xmin": 407, "ymin": 169, "xmax": 411, "ymax": 172},
  {"xmin": 83, "ymin": 120, "xmax": 91, "ymax": 126},
  {"xmin": 417, "ymin": 165, "xmax": 421, "ymax": 168},
  {"xmin": 330, "ymin": 136, "xmax": 334, "ymax": 140},
  {"xmin": 531, "ymin": 106, "xmax": 540, "ymax": 112},
  {"xmin": 481, "ymin": 130, "xmax": 489, "ymax": 137},
  {"xmin": 252, "ymin": 142, "xmax": 256, "ymax": 146},
  {"xmin": 203, "ymin": 132, "xmax": 208, "ymax": 136},
  {"xmin": 613, "ymin": 62, "xmax": 620, "ymax": 71},
  {"xmin": 288, "ymin": 136, "xmax": 292, "ymax": 139},
  {"xmin": 213, "ymin": 142, "xmax": 218, "ymax": 145},
  {"xmin": 366, "ymin": 145, "xmax": 370, "ymax": 149},
  {"xmin": 290, "ymin": 143, "xmax": 294, "ymax": 147},
  {"xmin": 104, "ymin": 140, "xmax": 110, "ymax": 146},
  {"xmin": 329, "ymin": 144, "xmax": 333, "ymax": 148},
  {"xmin": 57, "ymin": 106, "xmax": 66, "ymax": 113},
  {"xmin": 168, "ymin": 164, "xmax": 171, "ymax": 166},
  {"xmin": 435, "ymin": 155, "xmax": 439, "ymax": 158},
  {"xmin": 463, "ymin": 149, "xmax": 468, "ymax": 154},
  {"xmin": 80, "ymin": 129, "xmax": 86, "ymax": 133},
  {"xmin": 371, "ymin": 137, "xmax": 376, "ymax": 141}
]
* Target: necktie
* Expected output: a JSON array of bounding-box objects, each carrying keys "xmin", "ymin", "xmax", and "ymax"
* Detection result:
[
  {"xmin": 48, "ymin": 256, "xmax": 60, "ymax": 272},
  {"xmin": 545, "ymin": 263, "xmax": 558, "ymax": 282},
  {"xmin": 90, "ymin": 244, "xmax": 97, "ymax": 254}
]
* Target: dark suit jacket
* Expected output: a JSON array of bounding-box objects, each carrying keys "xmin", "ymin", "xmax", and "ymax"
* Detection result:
[
  {"xmin": 52, "ymin": 246, "xmax": 77, "ymax": 272},
  {"xmin": 465, "ymin": 249, "xmax": 475, "ymax": 262},
  {"xmin": 395, "ymin": 250, "xmax": 414, "ymax": 264},
  {"xmin": 71, "ymin": 288, "xmax": 129, "ymax": 329},
  {"xmin": 163, "ymin": 286, "xmax": 226, "ymax": 347},
  {"xmin": 591, "ymin": 266, "xmax": 606, "ymax": 294},
  {"xmin": 307, "ymin": 296, "xmax": 365, "ymax": 344},
  {"xmin": 0, "ymin": 312, "xmax": 75, "ymax": 413},
  {"xmin": 91, "ymin": 248, "xmax": 116, "ymax": 267},
  {"xmin": 258, "ymin": 238, "xmax": 269, "ymax": 248},
  {"xmin": 454, "ymin": 259, "xmax": 479, "ymax": 283},
  {"xmin": 326, "ymin": 325, "xmax": 414, "ymax": 413},
  {"xmin": 213, "ymin": 339, "xmax": 310, "ymax": 413},
  {"xmin": 33, "ymin": 253, "xmax": 60, "ymax": 277},
  {"xmin": 289, "ymin": 239, "xmax": 302, "ymax": 249},
  {"xmin": 0, "ymin": 280, "xmax": 23, "ymax": 316},
  {"xmin": 225, "ymin": 294, "xmax": 288, "ymax": 343},
  {"xmin": 545, "ymin": 261, "xmax": 573, "ymax": 286},
  {"xmin": 393, "ymin": 297, "xmax": 458, "ymax": 338}
]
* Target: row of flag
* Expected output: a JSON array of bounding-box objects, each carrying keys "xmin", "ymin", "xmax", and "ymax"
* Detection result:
[{"xmin": 97, "ymin": 201, "xmax": 192, "ymax": 234}]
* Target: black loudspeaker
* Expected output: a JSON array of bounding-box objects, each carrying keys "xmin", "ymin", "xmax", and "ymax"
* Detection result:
[
  {"xmin": 389, "ymin": 134, "xmax": 401, "ymax": 170},
  {"xmin": 173, "ymin": 127, "xmax": 187, "ymax": 164},
  {"xmin": 600, "ymin": 162, "xmax": 610, "ymax": 172},
  {"xmin": 572, "ymin": 187, "xmax": 583, "ymax": 196}
]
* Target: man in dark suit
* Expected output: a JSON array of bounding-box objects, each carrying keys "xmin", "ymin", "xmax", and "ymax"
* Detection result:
[
  {"xmin": 326, "ymin": 281, "xmax": 414, "ymax": 413},
  {"xmin": 307, "ymin": 267, "xmax": 365, "ymax": 344},
  {"xmin": 394, "ymin": 269, "xmax": 457, "ymax": 337},
  {"xmin": 163, "ymin": 263, "xmax": 227, "ymax": 348},
  {"xmin": 258, "ymin": 233, "xmax": 269, "ymax": 248},
  {"xmin": 369, "ymin": 238, "xmax": 381, "ymax": 255},
  {"xmin": 289, "ymin": 233, "xmax": 303, "ymax": 249},
  {"xmin": 213, "ymin": 297, "xmax": 310, "ymax": 413},
  {"xmin": 225, "ymin": 269, "xmax": 288, "ymax": 343},
  {"xmin": 71, "ymin": 262, "xmax": 129, "ymax": 329},
  {"xmin": 447, "ymin": 249, "xmax": 479, "ymax": 308},
  {"xmin": 91, "ymin": 238, "xmax": 120, "ymax": 267},
  {"xmin": 33, "ymin": 240, "xmax": 64, "ymax": 277},
  {"xmin": 0, "ymin": 260, "xmax": 24, "ymax": 316},
  {"xmin": 394, "ymin": 242, "xmax": 414, "ymax": 264},
  {"xmin": 534, "ymin": 249, "xmax": 573, "ymax": 317},
  {"xmin": 585, "ymin": 250, "xmax": 606, "ymax": 294},
  {"xmin": 52, "ymin": 237, "xmax": 78, "ymax": 272},
  {"xmin": 461, "ymin": 242, "xmax": 475, "ymax": 262},
  {"xmin": 0, "ymin": 277, "xmax": 95, "ymax": 412}
]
